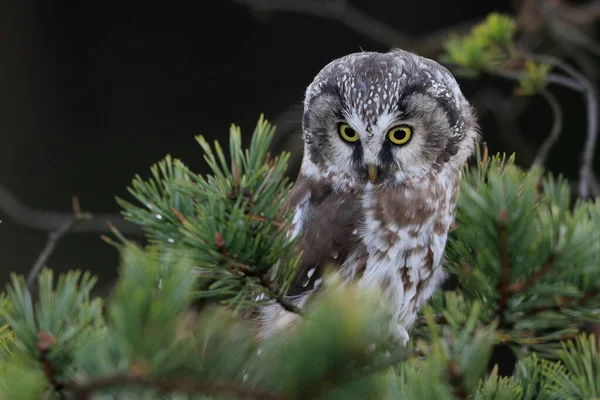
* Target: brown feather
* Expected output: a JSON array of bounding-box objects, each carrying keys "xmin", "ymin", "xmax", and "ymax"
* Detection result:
[{"xmin": 284, "ymin": 174, "xmax": 365, "ymax": 296}]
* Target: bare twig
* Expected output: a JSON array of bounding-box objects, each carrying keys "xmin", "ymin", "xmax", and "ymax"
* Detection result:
[
  {"xmin": 524, "ymin": 52, "xmax": 599, "ymax": 199},
  {"xmin": 26, "ymin": 196, "xmax": 92, "ymax": 293},
  {"xmin": 232, "ymin": 0, "xmax": 408, "ymax": 48},
  {"xmin": 531, "ymin": 89, "xmax": 563, "ymax": 167},
  {"xmin": 257, "ymin": 274, "xmax": 304, "ymax": 315},
  {"xmin": 231, "ymin": 0, "xmax": 478, "ymax": 55},
  {"xmin": 491, "ymin": 58, "xmax": 598, "ymax": 198},
  {"xmin": 0, "ymin": 182, "xmax": 143, "ymax": 235},
  {"xmin": 64, "ymin": 374, "xmax": 285, "ymax": 400},
  {"xmin": 491, "ymin": 69, "xmax": 585, "ymax": 92}
]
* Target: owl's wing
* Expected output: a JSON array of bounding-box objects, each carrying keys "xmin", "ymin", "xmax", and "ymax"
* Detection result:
[{"xmin": 283, "ymin": 175, "xmax": 365, "ymax": 296}]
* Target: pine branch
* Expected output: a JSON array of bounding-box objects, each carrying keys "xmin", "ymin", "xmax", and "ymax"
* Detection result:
[
  {"xmin": 495, "ymin": 208, "xmax": 511, "ymax": 325},
  {"xmin": 37, "ymin": 331, "xmax": 67, "ymax": 397},
  {"xmin": 532, "ymin": 289, "xmax": 600, "ymax": 315},
  {"xmin": 26, "ymin": 196, "xmax": 92, "ymax": 294},
  {"xmin": 212, "ymin": 235, "xmax": 303, "ymax": 315},
  {"xmin": 64, "ymin": 374, "xmax": 286, "ymax": 400},
  {"xmin": 213, "ymin": 251, "xmax": 302, "ymax": 314},
  {"xmin": 447, "ymin": 359, "xmax": 469, "ymax": 400},
  {"xmin": 506, "ymin": 254, "xmax": 556, "ymax": 293},
  {"xmin": 256, "ymin": 273, "xmax": 303, "ymax": 315}
]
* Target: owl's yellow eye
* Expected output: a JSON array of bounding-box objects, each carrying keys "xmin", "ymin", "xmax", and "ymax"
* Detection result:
[
  {"xmin": 388, "ymin": 125, "xmax": 412, "ymax": 145},
  {"xmin": 338, "ymin": 123, "xmax": 359, "ymax": 143}
]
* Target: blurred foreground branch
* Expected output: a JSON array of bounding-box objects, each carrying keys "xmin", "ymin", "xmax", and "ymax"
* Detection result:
[{"xmin": 65, "ymin": 375, "xmax": 285, "ymax": 400}]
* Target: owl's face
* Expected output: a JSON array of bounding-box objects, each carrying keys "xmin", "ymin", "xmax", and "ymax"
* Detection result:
[{"xmin": 301, "ymin": 50, "xmax": 478, "ymax": 190}]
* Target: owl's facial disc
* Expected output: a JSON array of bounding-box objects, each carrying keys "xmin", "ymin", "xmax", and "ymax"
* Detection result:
[{"xmin": 301, "ymin": 50, "xmax": 478, "ymax": 189}]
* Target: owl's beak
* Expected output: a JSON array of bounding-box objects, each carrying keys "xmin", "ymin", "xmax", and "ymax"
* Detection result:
[{"xmin": 367, "ymin": 164, "xmax": 378, "ymax": 184}]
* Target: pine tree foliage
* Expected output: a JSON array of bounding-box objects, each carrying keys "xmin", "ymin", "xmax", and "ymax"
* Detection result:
[
  {"xmin": 116, "ymin": 115, "xmax": 300, "ymax": 313},
  {"xmin": 1, "ymin": 114, "xmax": 599, "ymax": 398},
  {"xmin": 422, "ymin": 148, "xmax": 600, "ymax": 360},
  {"xmin": 442, "ymin": 13, "xmax": 552, "ymax": 95}
]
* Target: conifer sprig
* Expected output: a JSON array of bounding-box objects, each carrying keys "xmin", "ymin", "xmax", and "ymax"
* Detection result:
[
  {"xmin": 117, "ymin": 115, "xmax": 301, "ymax": 313},
  {"xmin": 435, "ymin": 146, "xmax": 600, "ymax": 358},
  {"xmin": 1, "ymin": 111, "xmax": 600, "ymax": 398}
]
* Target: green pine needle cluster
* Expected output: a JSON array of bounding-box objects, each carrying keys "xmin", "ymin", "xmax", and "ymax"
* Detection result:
[
  {"xmin": 0, "ymin": 115, "xmax": 599, "ymax": 399},
  {"xmin": 116, "ymin": 115, "xmax": 300, "ymax": 313},
  {"xmin": 423, "ymin": 147, "xmax": 600, "ymax": 359},
  {"xmin": 443, "ymin": 13, "xmax": 516, "ymax": 71},
  {"xmin": 442, "ymin": 13, "xmax": 551, "ymax": 95}
]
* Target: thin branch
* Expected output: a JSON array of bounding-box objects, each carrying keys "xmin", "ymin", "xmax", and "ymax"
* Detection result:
[
  {"xmin": 213, "ymin": 228, "xmax": 304, "ymax": 316},
  {"xmin": 255, "ymin": 273, "xmax": 304, "ymax": 315},
  {"xmin": 247, "ymin": 214, "xmax": 287, "ymax": 229},
  {"xmin": 231, "ymin": 0, "xmax": 478, "ymax": 55},
  {"xmin": 232, "ymin": 0, "xmax": 408, "ymax": 48},
  {"xmin": 491, "ymin": 69, "xmax": 585, "ymax": 92},
  {"xmin": 491, "ymin": 58, "xmax": 598, "ymax": 198},
  {"xmin": 531, "ymin": 89, "xmax": 563, "ymax": 167},
  {"xmin": 532, "ymin": 289, "xmax": 599, "ymax": 315},
  {"xmin": 64, "ymin": 374, "xmax": 286, "ymax": 400},
  {"xmin": 525, "ymin": 52, "xmax": 599, "ymax": 199},
  {"xmin": 447, "ymin": 360, "xmax": 469, "ymax": 400},
  {"xmin": 506, "ymin": 254, "xmax": 556, "ymax": 293},
  {"xmin": 0, "ymin": 182, "xmax": 143, "ymax": 235},
  {"xmin": 36, "ymin": 331, "xmax": 68, "ymax": 397},
  {"xmin": 26, "ymin": 196, "xmax": 92, "ymax": 293}
]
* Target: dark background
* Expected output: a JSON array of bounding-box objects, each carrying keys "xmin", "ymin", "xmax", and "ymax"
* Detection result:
[{"xmin": 1, "ymin": 0, "xmax": 597, "ymax": 293}]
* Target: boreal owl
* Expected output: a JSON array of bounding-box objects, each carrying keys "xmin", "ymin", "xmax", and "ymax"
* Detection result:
[{"xmin": 259, "ymin": 49, "xmax": 479, "ymax": 344}]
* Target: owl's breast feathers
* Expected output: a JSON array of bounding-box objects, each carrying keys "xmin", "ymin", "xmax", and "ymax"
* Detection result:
[{"xmin": 283, "ymin": 168, "xmax": 461, "ymax": 324}]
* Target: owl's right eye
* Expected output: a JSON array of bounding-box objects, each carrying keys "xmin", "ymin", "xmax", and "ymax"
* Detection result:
[{"xmin": 338, "ymin": 123, "xmax": 359, "ymax": 143}]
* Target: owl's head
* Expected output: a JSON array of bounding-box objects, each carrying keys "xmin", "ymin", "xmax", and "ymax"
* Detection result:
[{"xmin": 300, "ymin": 50, "xmax": 479, "ymax": 190}]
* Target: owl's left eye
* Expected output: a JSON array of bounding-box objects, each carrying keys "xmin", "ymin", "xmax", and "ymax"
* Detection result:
[{"xmin": 388, "ymin": 125, "xmax": 412, "ymax": 145}]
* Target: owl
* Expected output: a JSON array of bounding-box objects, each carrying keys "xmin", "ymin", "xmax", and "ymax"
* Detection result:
[{"xmin": 259, "ymin": 49, "xmax": 479, "ymax": 344}]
